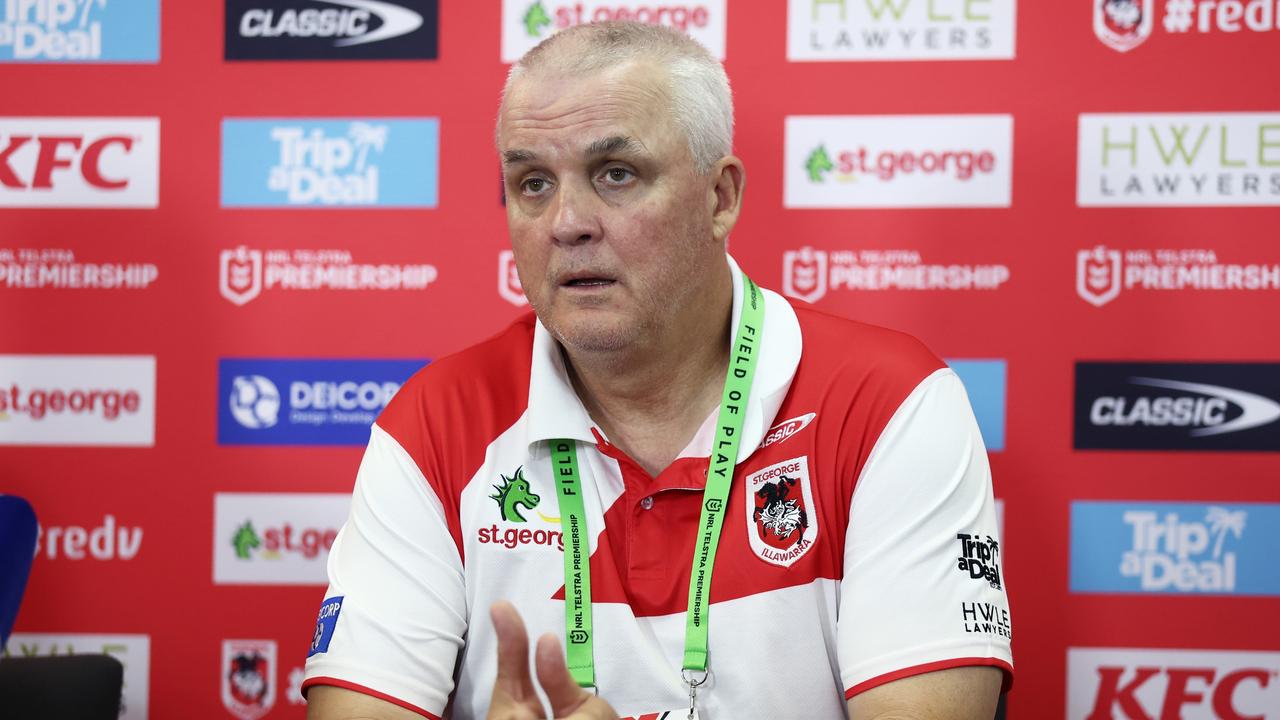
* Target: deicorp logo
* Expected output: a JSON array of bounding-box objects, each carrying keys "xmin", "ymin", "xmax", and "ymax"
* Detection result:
[
  {"xmin": 225, "ymin": 0, "xmax": 438, "ymax": 60},
  {"xmin": 214, "ymin": 493, "xmax": 349, "ymax": 585},
  {"xmin": 1071, "ymin": 501, "xmax": 1280, "ymax": 595},
  {"xmin": 1068, "ymin": 647, "xmax": 1280, "ymax": 719},
  {"xmin": 1075, "ymin": 362, "xmax": 1280, "ymax": 451},
  {"xmin": 0, "ymin": 118, "xmax": 159, "ymax": 207},
  {"xmin": 217, "ymin": 358, "xmax": 425, "ymax": 445},
  {"xmin": 787, "ymin": 0, "xmax": 1016, "ymax": 61},
  {"xmin": 0, "ymin": 354, "xmax": 155, "ymax": 446},
  {"xmin": 221, "ymin": 118, "xmax": 438, "ymax": 207},
  {"xmin": 785, "ymin": 115, "xmax": 1012, "ymax": 208},
  {"xmin": 501, "ymin": 0, "xmax": 726, "ymax": 62},
  {"xmin": 0, "ymin": 0, "xmax": 159, "ymax": 63}
]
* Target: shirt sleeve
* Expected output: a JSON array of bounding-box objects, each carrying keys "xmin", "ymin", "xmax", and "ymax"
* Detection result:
[
  {"xmin": 302, "ymin": 422, "xmax": 466, "ymax": 719},
  {"xmin": 837, "ymin": 367, "xmax": 1013, "ymax": 699}
]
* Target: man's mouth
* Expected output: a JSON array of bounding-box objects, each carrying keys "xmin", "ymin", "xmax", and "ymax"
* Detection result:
[{"xmin": 561, "ymin": 274, "xmax": 616, "ymax": 288}]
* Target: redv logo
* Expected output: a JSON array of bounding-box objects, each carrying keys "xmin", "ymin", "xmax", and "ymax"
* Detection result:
[{"xmin": 0, "ymin": 118, "xmax": 159, "ymax": 207}]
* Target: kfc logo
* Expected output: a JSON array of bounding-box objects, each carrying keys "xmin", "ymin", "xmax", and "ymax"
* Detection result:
[
  {"xmin": 1077, "ymin": 245, "xmax": 1123, "ymax": 307},
  {"xmin": 1095, "ymin": 0, "xmax": 1154, "ymax": 52},
  {"xmin": 498, "ymin": 250, "xmax": 528, "ymax": 307},
  {"xmin": 220, "ymin": 246, "xmax": 264, "ymax": 306},
  {"xmin": 782, "ymin": 247, "xmax": 828, "ymax": 303},
  {"xmin": 1067, "ymin": 648, "xmax": 1280, "ymax": 720},
  {"xmin": 0, "ymin": 118, "xmax": 158, "ymax": 207}
]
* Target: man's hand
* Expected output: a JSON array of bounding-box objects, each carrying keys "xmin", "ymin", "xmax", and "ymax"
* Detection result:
[{"xmin": 487, "ymin": 601, "xmax": 620, "ymax": 720}]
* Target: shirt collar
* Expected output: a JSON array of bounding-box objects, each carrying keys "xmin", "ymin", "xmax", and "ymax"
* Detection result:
[{"xmin": 525, "ymin": 254, "xmax": 802, "ymax": 465}]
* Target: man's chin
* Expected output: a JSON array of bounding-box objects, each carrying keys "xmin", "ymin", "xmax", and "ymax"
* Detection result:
[{"xmin": 547, "ymin": 317, "xmax": 638, "ymax": 355}]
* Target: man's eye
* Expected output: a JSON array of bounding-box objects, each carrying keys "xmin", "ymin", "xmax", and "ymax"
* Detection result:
[
  {"xmin": 521, "ymin": 178, "xmax": 547, "ymax": 194},
  {"xmin": 603, "ymin": 167, "xmax": 632, "ymax": 184}
]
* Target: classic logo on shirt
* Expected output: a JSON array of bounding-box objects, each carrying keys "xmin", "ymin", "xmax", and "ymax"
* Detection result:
[
  {"xmin": 758, "ymin": 412, "xmax": 816, "ymax": 450},
  {"xmin": 746, "ymin": 456, "xmax": 818, "ymax": 567},
  {"xmin": 956, "ymin": 532, "xmax": 1002, "ymax": 589}
]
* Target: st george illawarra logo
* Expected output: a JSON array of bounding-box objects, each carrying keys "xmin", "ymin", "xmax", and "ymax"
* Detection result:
[
  {"xmin": 222, "ymin": 639, "xmax": 277, "ymax": 720},
  {"xmin": 1076, "ymin": 245, "xmax": 1122, "ymax": 307},
  {"xmin": 1094, "ymin": 0, "xmax": 1154, "ymax": 52},
  {"xmin": 221, "ymin": 246, "xmax": 264, "ymax": 306},
  {"xmin": 782, "ymin": 247, "xmax": 828, "ymax": 303},
  {"xmin": 746, "ymin": 457, "xmax": 818, "ymax": 567}
]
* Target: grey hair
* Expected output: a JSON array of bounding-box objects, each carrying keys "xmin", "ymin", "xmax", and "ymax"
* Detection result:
[{"xmin": 501, "ymin": 22, "xmax": 733, "ymax": 173}]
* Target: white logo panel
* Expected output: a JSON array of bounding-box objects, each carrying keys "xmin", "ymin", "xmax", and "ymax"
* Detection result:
[
  {"xmin": 0, "ymin": 354, "xmax": 155, "ymax": 446},
  {"xmin": 501, "ymin": 0, "xmax": 727, "ymax": 62},
  {"xmin": 214, "ymin": 493, "xmax": 350, "ymax": 585},
  {"xmin": 0, "ymin": 118, "xmax": 159, "ymax": 207},
  {"xmin": 788, "ymin": 0, "xmax": 1016, "ymax": 61}
]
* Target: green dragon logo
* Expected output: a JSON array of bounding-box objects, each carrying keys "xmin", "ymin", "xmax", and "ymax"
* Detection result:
[
  {"xmin": 232, "ymin": 521, "xmax": 261, "ymax": 559},
  {"xmin": 491, "ymin": 467, "xmax": 541, "ymax": 522},
  {"xmin": 523, "ymin": 1, "xmax": 552, "ymax": 37},
  {"xmin": 805, "ymin": 145, "xmax": 835, "ymax": 182}
]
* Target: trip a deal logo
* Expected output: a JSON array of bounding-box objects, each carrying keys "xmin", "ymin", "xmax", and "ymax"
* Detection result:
[
  {"xmin": 225, "ymin": 0, "xmax": 438, "ymax": 60},
  {"xmin": 0, "ymin": 0, "xmax": 159, "ymax": 63},
  {"xmin": 1071, "ymin": 501, "xmax": 1280, "ymax": 595},
  {"xmin": 217, "ymin": 358, "xmax": 426, "ymax": 446},
  {"xmin": 787, "ymin": 0, "xmax": 1016, "ymax": 61},
  {"xmin": 1074, "ymin": 362, "xmax": 1280, "ymax": 451},
  {"xmin": 221, "ymin": 118, "xmax": 439, "ymax": 208},
  {"xmin": 785, "ymin": 115, "xmax": 1013, "ymax": 208},
  {"xmin": 0, "ymin": 117, "xmax": 159, "ymax": 208},
  {"xmin": 501, "ymin": 0, "xmax": 727, "ymax": 62}
]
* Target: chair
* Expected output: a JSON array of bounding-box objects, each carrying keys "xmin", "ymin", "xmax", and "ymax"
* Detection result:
[
  {"xmin": 0, "ymin": 654, "xmax": 124, "ymax": 719},
  {"xmin": 0, "ymin": 493, "xmax": 37, "ymax": 646}
]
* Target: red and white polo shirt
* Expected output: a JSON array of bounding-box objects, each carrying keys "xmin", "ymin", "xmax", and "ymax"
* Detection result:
[{"xmin": 302, "ymin": 258, "xmax": 1013, "ymax": 719}]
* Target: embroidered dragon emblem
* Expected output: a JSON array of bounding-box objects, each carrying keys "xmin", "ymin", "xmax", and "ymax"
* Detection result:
[
  {"xmin": 753, "ymin": 475, "xmax": 809, "ymax": 545},
  {"xmin": 491, "ymin": 466, "xmax": 541, "ymax": 523}
]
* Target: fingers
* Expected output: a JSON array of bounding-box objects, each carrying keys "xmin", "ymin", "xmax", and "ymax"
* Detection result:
[
  {"xmin": 491, "ymin": 601, "xmax": 538, "ymax": 704},
  {"xmin": 534, "ymin": 633, "xmax": 592, "ymax": 718}
]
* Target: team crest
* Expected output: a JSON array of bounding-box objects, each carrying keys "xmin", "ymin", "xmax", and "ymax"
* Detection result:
[
  {"xmin": 782, "ymin": 247, "xmax": 828, "ymax": 303},
  {"xmin": 220, "ymin": 246, "xmax": 263, "ymax": 306},
  {"xmin": 746, "ymin": 457, "xmax": 818, "ymax": 567},
  {"xmin": 1076, "ymin": 245, "xmax": 1123, "ymax": 307},
  {"xmin": 1094, "ymin": 0, "xmax": 1153, "ymax": 53},
  {"xmin": 221, "ymin": 639, "xmax": 277, "ymax": 720},
  {"xmin": 498, "ymin": 250, "xmax": 528, "ymax": 307}
]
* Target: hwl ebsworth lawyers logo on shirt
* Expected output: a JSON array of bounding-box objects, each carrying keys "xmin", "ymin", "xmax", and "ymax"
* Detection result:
[
  {"xmin": 746, "ymin": 456, "xmax": 818, "ymax": 567},
  {"xmin": 1074, "ymin": 362, "xmax": 1280, "ymax": 451}
]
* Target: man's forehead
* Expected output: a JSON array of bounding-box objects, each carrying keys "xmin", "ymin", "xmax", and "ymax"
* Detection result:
[{"xmin": 502, "ymin": 135, "xmax": 647, "ymax": 166}]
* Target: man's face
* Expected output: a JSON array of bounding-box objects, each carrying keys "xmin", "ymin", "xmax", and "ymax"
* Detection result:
[{"xmin": 498, "ymin": 59, "xmax": 719, "ymax": 354}]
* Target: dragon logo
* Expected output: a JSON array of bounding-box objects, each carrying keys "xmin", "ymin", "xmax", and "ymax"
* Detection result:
[
  {"xmin": 523, "ymin": 1, "xmax": 552, "ymax": 37},
  {"xmin": 754, "ymin": 476, "xmax": 809, "ymax": 543},
  {"xmin": 746, "ymin": 457, "xmax": 819, "ymax": 567},
  {"xmin": 491, "ymin": 466, "xmax": 541, "ymax": 522},
  {"xmin": 221, "ymin": 639, "xmax": 276, "ymax": 720},
  {"xmin": 232, "ymin": 521, "xmax": 261, "ymax": 559},
  {"xmin": 1094, "ymin": 0, "xmax": 1153, "ymax": 52}
]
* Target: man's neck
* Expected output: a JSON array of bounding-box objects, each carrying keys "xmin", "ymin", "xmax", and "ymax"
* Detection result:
[{"xmin": 564, "ymin": 263, "xmax": 734, "ymax": 478}]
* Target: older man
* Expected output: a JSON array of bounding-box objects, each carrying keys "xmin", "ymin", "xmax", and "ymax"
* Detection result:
[{"xmin": 304, "ymin": 22, "xmax": 1011, "ymax": 720}]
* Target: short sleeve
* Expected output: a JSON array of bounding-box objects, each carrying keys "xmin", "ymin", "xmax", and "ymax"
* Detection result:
[
  {"xmin": 837, "ymin": 368, "xmax": 1013, "ymax": 699},
  {"xmin": 302, "ymin": 423, "xmax": 466, "ymax": 719}
]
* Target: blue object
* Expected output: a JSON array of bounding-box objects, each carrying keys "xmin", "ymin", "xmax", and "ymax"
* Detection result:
[
  {"xmin": 947, "ymin": 359, "xmax": 1007, "ymax": 452},
  {"xmin": 0, "ymin": 494, "xmax": 37, "ymax": 647},
  {"xmin": 308, "ymin": 596, "xmax": 344, "ymax": 658},
  {"xmin": 0, "ymin": 1, "xmax": 160, "ymax": 63}
]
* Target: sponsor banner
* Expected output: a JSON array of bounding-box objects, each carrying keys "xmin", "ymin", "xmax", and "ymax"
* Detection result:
[
  {"xmin": 225, "ymin": 0, "xmax": 439, "ymax": 60},
  {"xmin": 1074, "ymin": 362, "xmax": 1280, "ymax": 451},
  {"xmin": 220, "ymin": 118, "xmax": 439, "ymax": 208},
  {"xmin": 36, "ymin": 514, "xmax": 143, "ymax": 561},
  {"xmin": 1096, "ymin": 0, "xmax": 1280, "ymax": 52},
  {"xmin": 1077, "ymin": 113, "xmax": 1280, "ymax": 207},
  {"xmin": 0, "ymin": 247, "xmax": 157, "ymax": 290},
  {"xmin": 214, "ymin": 493, "xmax": 349, "ymax": 585},
  {"xmin": 1067, "ymin": 647, "xmax": 1280, "ymax": 720},
  {"xmin": 947, "ymin": 359, "xmax": 1006, "ymax": 452},
  {"xmin": 501, "ymin": 0, "xmax": 727, "ymax": 62},
  {"xmin": 218, "ymin": 245, "xmax": 438, "ymax": 306},
  {"xmin": 787, "ymin": 0, "xmax": 1016, "ymax": 61},
  {"xmin": 784, "ymin": 115, "xmax": 1013, "ymax": 208},
  {"xmin": 5, "ymin": 633, "xmax": 150, "ymax": 720},
  {"xmin": 0, "ymin": 354, "xmax": 155, "ymax": 446},
  {"xmin": 0, "ymin": 0, "xmax": 159, "ymax": 63},
  {"xmin": 1070, "ymin": 501, "xmax": 1280, "ymax": 595},
  {"xmin": 0, "ymin": 117, "xmax": 159, "ymax": 208},
  {"xmin": 781, "ymin": 247, "xmax": 1011, "ymax": 302},
  {"xmin": 217, "ymin": 358, "xmax": 425, "ymax": 446},
  {"xmin": 222, "ymin": 639, "xmax": 277, "ymax": 720},
  {"xmin": 1076, "ymin": 244, "xmax": 1280, "ymax": 307},
  {"xmin": 498, "ymin": 249, "xmax": 527, "ymax": 306}
]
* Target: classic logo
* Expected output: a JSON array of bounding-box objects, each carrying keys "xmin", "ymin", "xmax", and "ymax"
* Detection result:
[
  {"xmin": 217, "ymin": 358, "xmax": 425, "ymax": 446},
  {"xmin": 746, "ymin": 457, "xmax": 818, "ymax": 567},
  {"xmin": 218, "ymin": 245, "xmax": 438, "ymax": 306},
  {"xmin": 0, "ymin": 118, "xmax": 159, "ymax": 207},
  {"xmin": 0, "ymin": 354, "xmax": 155, "ymax": 447},
  {"xmin": 501, "ymin": 0, "xmax": 726, "ymax": 62},
  {"xmin": 1094, "ymin": 0, "xmax": 1153, "ymax": 52},
  {"xmin": 1077, "ymin": 112, "xmax": 1280, "ymax": 207},
  {"xmin": 782, "ymin": 247, "xmax": 1011, "ymax": 302},
  {"xmin": 1075, "ymin": 362, "xmax": 1280, "ymax": 451},
  {"xmin": 221, "ymin": 118, "xmax": 439, "ymax": 207},
  {"xmin": 223, "ymin": 639, "xmax": 277, "ymax": 720},
  {"xmin": 5, "ymin": 633, "xmax": 150, "ymax": 720},
  {"xmin": 788, "ymin": 0, "xmax": 1017, "ymax": 61},
  {"xmin": 220, "ymin": 247, "xmax": 264, "ymax": 306},
  {"xmin": 1067, "ymin": 647, "xmax": 1280, "ymax": 720},
  {"xmin": 1075, "ymin": 244, "xmax": 1280, "ymax": 307},
  {"xmin": 0, "ymin": 247, "xmax": 158, "ymax": 290},
  {"xmin": 1071, "ymin": 501, "xmax": 1280, "ymax": 595},
  {"xmin": 215, "ymin": 493, "xmax": 349, "ymax": 585},
  {"xmin": 1076, "ymin": 245, "xmax": 1123, "ymax": 307},
  {"xmin": 785, "ymin": 115, "xmax": 1013, "ymax": 208},
  {"xmin": 782, "ymin": 247, "xmax": 828, "ymax": 302},
  {"xmin": 226, "ymin": 0, "xmax": 438, "ymax": 60},
  {"xmin": 36, "ymin": 514, "xmax": 142, "ymax": 561},
  {"xmin": 759, "ymin": 412, "xmax": 817, "ymax": 450},
  {"xmin": 498, "ymin": 249, "xmax": 528, "ymax": 306},
  {"xmin": 0, "ymin": 0, "xmax": 159, "ymax": 63},
  {"xmin": 956, "ymin": 531, "xmax": 1002, "ymax": 589}
]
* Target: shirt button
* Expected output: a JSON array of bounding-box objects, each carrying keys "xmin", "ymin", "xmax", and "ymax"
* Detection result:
[{"xmin": 640, "ymin": 496, "xmax": 654, "ymax": 510}]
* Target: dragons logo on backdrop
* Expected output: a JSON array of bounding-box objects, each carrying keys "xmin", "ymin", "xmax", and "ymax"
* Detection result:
[
  {"xmin": 222, "ymin": 639, "xmax": 277, "ymax": 720},
  {"xmin": 746, "ymin": 457, "xmax": 818, "ymax": 567},
  {"xmin": 1094, "ymin": 0, "xmax": 1153, "ymax": 51}
]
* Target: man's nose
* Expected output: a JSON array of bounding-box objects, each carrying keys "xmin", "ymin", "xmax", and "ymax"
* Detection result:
[{"xmin": 549, "ymin": 180, "xmax": 600, "ymax": 246}]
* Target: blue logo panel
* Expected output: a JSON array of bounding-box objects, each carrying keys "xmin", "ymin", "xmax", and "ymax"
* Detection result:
[
  {"xmin": 308, "ymin": 596, "xmax": 344, "ymax": 657},
  {"xmin": 947, "ymin": 359, "xmax": 1006, "ymax": 452},
  {"xmin": 0, "ymin": 0, "xmax": 159, "ymax": 63},
  {"xmin": 217, "ymin": 358, "xmax": 427, "ymax": 446},
  {"xmin": 1070, "ymin": 501, "xmax": 1280, "ymax": 596},
  {"xmin": 221, "ymin": 118, "xmax": 439, "ymax": 208}
]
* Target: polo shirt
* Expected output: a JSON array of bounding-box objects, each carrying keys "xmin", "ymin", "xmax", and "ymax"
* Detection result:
[{"xmin": 302, "ymin": 257, "xmax": 1014, "ymax": 719}]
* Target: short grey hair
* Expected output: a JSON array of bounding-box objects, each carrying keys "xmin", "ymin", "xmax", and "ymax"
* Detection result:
[{"xmin": 501, "ymin": 22, "xmax": 734, "ymax": 173}]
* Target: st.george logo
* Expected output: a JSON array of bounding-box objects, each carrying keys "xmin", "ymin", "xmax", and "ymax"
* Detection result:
[
  {"xmin": 490, "ymin": 467, "xmax": 540, "ymax": 522},
  {"xmin": 746, "ymin": 457, "xmax": 818, "ymax": 567},
  {"xmin": 222, "ymin": 639, "xmax": 277, "ymax": 720},
  {"xmin": 782, "ymin": 247, "xmax": 828, "ymax": 303},
  {"xmin": 1094, "ymin": 0, "xmax": 1154, "ymax": 52},
  {"xmin": 1076, "ymin": 245, "xmax": 1122, "ymax": 307}
]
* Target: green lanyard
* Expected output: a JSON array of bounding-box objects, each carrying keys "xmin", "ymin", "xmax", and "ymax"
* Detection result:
[{"xmin": 551, "ymin": 271, "xmax": 765, "ymax": 692}]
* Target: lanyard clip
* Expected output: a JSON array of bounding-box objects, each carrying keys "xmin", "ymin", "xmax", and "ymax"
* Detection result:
[{"xmin": 682, "ymin": 669, "xmax": 709, "ymax": 720}]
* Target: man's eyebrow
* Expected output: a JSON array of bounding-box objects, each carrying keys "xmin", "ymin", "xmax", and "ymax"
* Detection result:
[
  {"xmin": 586, "ymin": 135, "xmax": 644, "ymax": 157},
  {"xmin": 503, "ymin": 149, "xmax": 537, "ymax": 166}
]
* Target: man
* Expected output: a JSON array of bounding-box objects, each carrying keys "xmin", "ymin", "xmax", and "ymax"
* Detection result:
[{"xmin": 304, "ymin": 22, "xmax": 1011, "ymax": 720}]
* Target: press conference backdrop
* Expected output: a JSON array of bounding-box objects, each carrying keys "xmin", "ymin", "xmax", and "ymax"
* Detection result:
[{"xmin": 2, "ymin": 2, "xmax": 1278, "ymax": 719}]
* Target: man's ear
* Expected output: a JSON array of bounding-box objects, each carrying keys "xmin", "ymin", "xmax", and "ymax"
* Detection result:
[{"xmin": 708, "ymin": 156, "xmax": 746, "ymax": 243}]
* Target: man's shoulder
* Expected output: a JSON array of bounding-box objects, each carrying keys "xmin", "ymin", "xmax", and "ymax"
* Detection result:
[{"xmin": 787, "ymin": 298, "xmax": 944, "ymax": 385}]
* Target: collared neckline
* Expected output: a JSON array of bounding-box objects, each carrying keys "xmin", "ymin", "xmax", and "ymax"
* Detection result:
[{"xmin": 524, "ymin": 255, "xmax": 802, "ymax": 465}]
